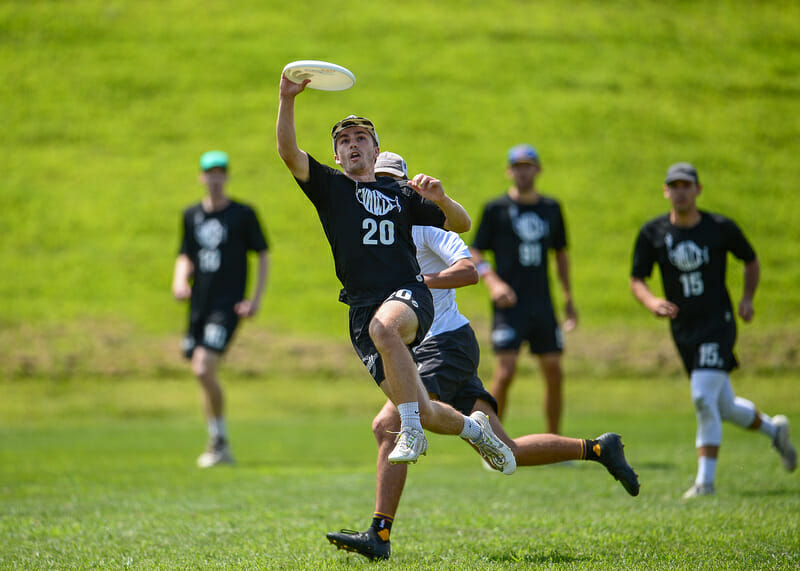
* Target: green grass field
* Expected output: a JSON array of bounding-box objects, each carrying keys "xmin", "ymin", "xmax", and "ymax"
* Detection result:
[
  {"xmin": 2, "ymin": 375, "xmax": 798, "ymax": 569},
  {"xmin": 3, "ymin": 1, "xmax": 800, "ymax": 568}
]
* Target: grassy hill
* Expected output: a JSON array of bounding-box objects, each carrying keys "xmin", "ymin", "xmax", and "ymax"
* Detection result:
[{"xmin": 2, "ymin": 0, "xmax": 799, "ymax": 378}]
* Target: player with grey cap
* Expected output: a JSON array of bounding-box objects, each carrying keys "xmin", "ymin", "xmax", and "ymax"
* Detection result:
[{"xmin": 631, "ymin": 162, "xmax": 796, "ymax": 499}]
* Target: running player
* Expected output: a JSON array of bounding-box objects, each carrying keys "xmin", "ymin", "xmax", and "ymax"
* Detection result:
[
  {"xmin": 172, "ymin": 150, "xmax": 269, "ymax": 467},
  {"xmin": 276, "ymin": 74, "xmax": 514, "ymax": 468},
  {"xmin": 325, "ymin": 153, "xmax": 639, "ymax": 561},
  {"xmin": 470, "ymin": 144, "xmax": 577, "ymax": 435},
  {"xmin": 630, "ymin": 162, "xmax": 796, "ymax": 499}
]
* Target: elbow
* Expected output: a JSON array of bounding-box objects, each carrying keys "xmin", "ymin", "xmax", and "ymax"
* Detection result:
[{"xmin": 465, "ymin": 266, "xmax": 479, "ymax": 285}]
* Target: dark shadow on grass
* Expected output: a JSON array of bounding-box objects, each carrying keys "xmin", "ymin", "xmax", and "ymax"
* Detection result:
[
  {"xmin": 635, "ymin": 461, "xmax": 678, "ymax": 471},
  {"xmin": 487, "ymin": 549, "xmax": 585, "ymax": 565}
]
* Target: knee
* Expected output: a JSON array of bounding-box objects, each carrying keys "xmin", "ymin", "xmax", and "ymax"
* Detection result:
[
  {"xmin": 368, "ymin": 317, "xmax": 399, "ymax": 353},
  {"xmin": 692, "ymin": 392, "xmax": 713, "ymax": 414},
  {"xmin": 372, "ymin": 411, "xmax": 399, "ymax": 444}
]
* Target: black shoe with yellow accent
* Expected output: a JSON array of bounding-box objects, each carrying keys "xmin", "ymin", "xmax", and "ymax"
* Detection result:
[
  {"xmin": 594, "ymin": 433, "xmax": 640, "ymax": 496},
  {"xmin": 326, "ymin": 527, "xmax": 390, "ymax": 561}
]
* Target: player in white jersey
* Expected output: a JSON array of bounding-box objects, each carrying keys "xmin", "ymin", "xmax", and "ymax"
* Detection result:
[{"xmin": 327, "ymin": 153, "xmax": 639, "ymax": 562}]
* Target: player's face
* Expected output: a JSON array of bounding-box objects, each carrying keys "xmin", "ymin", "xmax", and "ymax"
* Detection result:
[
  {"xmin": 200, "ymin": 167, "xmax": 228, "ymax": 193},
  {"xmin": 334, "ymin": 127, "xmax": 378, "ymax": 175},
  {"xmin": 507, "ymin": 162, "xmax": 540, "ymax": 190},
  {"xmin": 664, "ymin": 180, "xmax": 701, "ymax": 213}
]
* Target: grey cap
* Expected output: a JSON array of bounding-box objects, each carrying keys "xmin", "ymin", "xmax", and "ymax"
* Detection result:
[
  {"xmin": 665, "ymin": 162, "xmax": 699, "ymax": 184},
  {"xmin": 375, "ymin": 151, "xmax": 408, "ymax": 179}
]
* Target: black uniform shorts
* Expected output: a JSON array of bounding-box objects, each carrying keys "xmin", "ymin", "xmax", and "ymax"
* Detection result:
[
  {"xmin": 349, "ymin": 282, "xmax": 435, "ymax": 385},
  {"xmin": 674, "ymin": 319, "xmax": 738, "ymax": 376},
  {"xmin": 414, "ymin": 324, "xmax": 498, "ymax": 416},
  {"xmin": 182, "ymin": 307, "xmax": 240, "ymax": 359},
  {"xmin": 491, "ymin": 304, "xmax": 563, "ymax": 354}
]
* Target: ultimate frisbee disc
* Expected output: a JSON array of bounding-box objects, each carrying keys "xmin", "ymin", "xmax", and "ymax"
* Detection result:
[{"xmin": 283, "ymin": 60, "xmax": 356, "ymax": 91}]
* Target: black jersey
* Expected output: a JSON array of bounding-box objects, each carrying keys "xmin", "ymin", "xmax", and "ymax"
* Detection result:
[
  {"xmin": 296, "ymin": 155, "xmax": 446, "ymax": 306},
  {"xmin": 179, "ymin": 200, "xmax": 268, "ymax": 313},
  {"xmin": 631, "ymin": 210, "xmax": 756, "ymax": 342},
  {"xmin": 471, "ymin": 193, "xmax": 567, "ymax": 308}
]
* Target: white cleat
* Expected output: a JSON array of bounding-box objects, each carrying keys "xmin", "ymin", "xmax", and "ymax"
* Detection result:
[
  {"xmin": 772, "ymin": 415, "xmax": 797, "ymax": 472},
  {"xmin": 682, "ymin": 482, "xmax": 715, "ymax": 499},
  {"xmin": 197, "ymin": 438, "xmax": 235, "ymax": 468},
  {"xmin": 388, "ymin": 427, "xmax": 428, "ymax": 464},
  {"xmin": 469, "ymin": 411, "xmax": 516, "ymax": 475}
]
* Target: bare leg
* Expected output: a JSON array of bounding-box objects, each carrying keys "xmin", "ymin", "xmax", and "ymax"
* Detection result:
[
  {"xmin": 470, "ymin": 399, "xmax": 580, "ymax": 465},
  {"xmin": 370, "ymin": 301, "xmax": 465, "ymax": 435},
  {"xmin": 489, "ymin": 351, "xmax": 519, "ymax": 420},
  {"xmin": 372, "ymin": 400, "xmax": 406, "ymax": 518},
  {"xmin": 191, "ymin": 347, "xmax": 223, "ymax": 419},
  {"xmin": 537, "ymin": 352, "xmax": 563, "ymax": 434}
]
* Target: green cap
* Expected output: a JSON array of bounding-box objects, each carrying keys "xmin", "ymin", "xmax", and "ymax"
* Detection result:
[{"xmin": 199, "ymin": 150, "xmax": 229, "ymax": 171}]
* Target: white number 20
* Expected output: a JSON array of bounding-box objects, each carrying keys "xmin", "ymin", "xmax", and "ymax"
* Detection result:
[{"xmin": 362, "ymin": 218, "xmax": 395, "ymax": 245}]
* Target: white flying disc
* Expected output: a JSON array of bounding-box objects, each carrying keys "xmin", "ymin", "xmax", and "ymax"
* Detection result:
[{"xmin": 283, "ymin": 60, "xmax": 356, "ymax": 91}]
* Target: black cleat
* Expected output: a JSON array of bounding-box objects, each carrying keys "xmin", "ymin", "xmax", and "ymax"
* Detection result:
[
  {"xmin": 594, "ymin": 433, "xmax": 640, "ymax": 496},
  {"xmin": 326, "ymin": 527, "xmax": 390, "ymax": 561}
]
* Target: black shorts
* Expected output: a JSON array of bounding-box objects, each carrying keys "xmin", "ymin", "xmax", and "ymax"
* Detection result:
[
  {"xmin": 491, "ymin": 304, "xmax": 563, "ymax": 354},
  {"xmin": 674, "ymin": 320, "xmax": 738, "ymax": 376},
  {"xmin": 414, "ymin": 324, "xmax": 498, "ymax": 416},
  {"xmin": 349, "ymin": 283, "xmax": 435, "ymax": 385},
  {"xmin": 182, "ymin": 308, "xmax": 240, "ymax": 359}
]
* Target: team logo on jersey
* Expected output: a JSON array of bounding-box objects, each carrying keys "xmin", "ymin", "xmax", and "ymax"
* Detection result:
[
  {"xmin": 666, "ymin": 236, "xmax": 709, "ymax": 272},
  {"xmin": 512, "ymin": 211, "xmax": 549, "ymax": 242},
  {"xmin": 195, "ymin": 217, "xmax": 227, "ymax": 249},
  {"xmin": 356, "ymin": 186, "xmax": 402, "ymax": 216}
]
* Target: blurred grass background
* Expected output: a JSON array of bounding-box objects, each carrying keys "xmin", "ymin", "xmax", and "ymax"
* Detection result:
[{"xmin": 2, "ymin": 0, "xmax": 799, "ymax": 381}]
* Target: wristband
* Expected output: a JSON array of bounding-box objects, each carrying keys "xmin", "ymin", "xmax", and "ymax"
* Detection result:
[{"xmin": 476, "ymin": 262, "xmax": 491, "ymax": 277}]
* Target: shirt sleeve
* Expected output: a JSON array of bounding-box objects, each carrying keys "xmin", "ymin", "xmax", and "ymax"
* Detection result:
[
  {"xmin": 551, "ymin": 202, "xmax": 567, "ymax": 250},
  {"xmin": 723, "ymin": 218, "xmax": 756, "ymax": 263},
  {"xmin": 408, "ymin": 192, "xmax": 447, "ymax": 228},
  {"xmin": 178, "ymin": 210, "xmax": 191, "ymax": 256},
  {"xmin": 246, "ymin": 206, "xmax": 269, "ymax": 252},
  {"xmin": 296, "ymin": 154, "xmax": 332, "ymax": 210},
  {"xmin": 631, "ymin": 227, "xmax": 656, "ymax": 279},
  {"xmin": 423, "ymin": 226, "xmax": 472, "ymax": 266}
]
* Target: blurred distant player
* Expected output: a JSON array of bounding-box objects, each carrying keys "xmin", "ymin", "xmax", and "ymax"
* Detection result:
[
  {"xmin": 630, "ymin": 162, "xmax": 796, "ymax": 499},
  {"xmin": 325, "ymin": 153, "xmax": 638, "ymax": 562},
  {"xmin": 172, "ymin": 150, "xmax": 269, "ymax": 468},
  {"xmin": 470, "ymin": 144, "xmax": 577, "ymax": 435}
]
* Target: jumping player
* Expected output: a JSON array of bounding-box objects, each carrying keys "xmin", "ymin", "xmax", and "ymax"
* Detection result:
[
  {"xmin": 470, "ymin": 144, "xmax": 577, "ymax": 435},
  {"xmin": 325, "ymin": 153, "xmax": 639, "ymax": 561},
  {"xmin": 630, "ymin": 162, "xmax": 796, "ymax": 498},
  {"xmin": 172, "ymin": 150, "xmax": 269, "ymax": 467},
  {"xmin": 276, "ymin": 75, "xmax": 514, "ymax": 469}
]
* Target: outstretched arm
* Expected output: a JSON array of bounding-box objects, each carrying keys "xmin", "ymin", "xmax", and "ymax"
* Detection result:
[
  {"xmin": 409, "ymin": 174, "xmax": 471, "ymax": 233},
  {"xmin": 630, "ymin": 276, "xmax": 678, "ymax": 319},
  {"xmin": 276, "ymin": 74, "xmax": 311, "ymax": 182}
]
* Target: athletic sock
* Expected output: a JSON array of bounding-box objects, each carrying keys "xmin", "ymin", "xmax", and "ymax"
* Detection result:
[
  {"xmin": 581, "ymin": 439, "xmax": 600, "ymax": 462},
  {"xmin": 208, "ymin": 417, "xmax": 227, "ymax": 442},
  {"xmin": 397, "ymin": 402, "xmax": 423, "ymax": 432},
  {"xmin": 696, "ymin": 456, "xmax": 717, "ymax": 485},
  {"xmin": 758, "ymin": 413, "xmax": 777, "ymax": 439},
  {"xmin": 460, "ymin": 416, "xmax": 482, "ymax": 442},
  {"xmin": 371, "ymin": 512, "xmax": 393, "ymax": 542}
]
